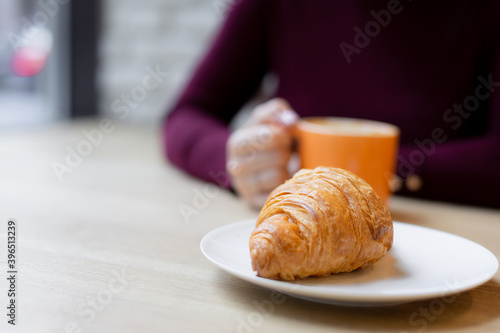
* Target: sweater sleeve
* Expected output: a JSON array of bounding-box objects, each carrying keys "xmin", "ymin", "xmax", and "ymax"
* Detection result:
[
  {"xmin": 163, "ymin": 0, "xmax": 270, "ymax": 188},
  {"xmin": 395, "ymin": 24, "xmax": 500, "ymax": 208}
]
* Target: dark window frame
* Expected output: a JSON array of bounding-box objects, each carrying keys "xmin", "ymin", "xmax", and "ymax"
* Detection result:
[{"xmin": 70, "ymin": 0, "xmax": 99, "ymax": 118}]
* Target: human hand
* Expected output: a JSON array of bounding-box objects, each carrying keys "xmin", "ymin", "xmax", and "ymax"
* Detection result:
[{"xmin": 226, "ymin": 98, "xmax": 299, "ymax": 209}]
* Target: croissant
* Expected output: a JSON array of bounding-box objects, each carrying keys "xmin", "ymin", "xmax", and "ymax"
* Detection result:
[{"xmin": 249, "ymin": 166, "xmax": 393, "ymax": 280}]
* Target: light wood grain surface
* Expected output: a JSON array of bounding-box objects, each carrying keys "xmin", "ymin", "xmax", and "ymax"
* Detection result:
[{"xmin": 0, "ymin": 119, "xmax": 499, "ymax": 333}]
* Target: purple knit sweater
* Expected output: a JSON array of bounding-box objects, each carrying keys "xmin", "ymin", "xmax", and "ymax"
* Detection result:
[{"xmin": 164, "ymin": 0, "xmax": 500, "ymax": 208}]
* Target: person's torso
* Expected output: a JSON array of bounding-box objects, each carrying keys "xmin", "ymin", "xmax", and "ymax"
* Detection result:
[{"xmin": 268, "ymin": 0, "xmax": 496, "ymax": 144}]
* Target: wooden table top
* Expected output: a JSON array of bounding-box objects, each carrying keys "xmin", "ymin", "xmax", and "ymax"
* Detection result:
[{"xmin": 0, "ymin": 119, "xmax": 499, "ymax": 333}]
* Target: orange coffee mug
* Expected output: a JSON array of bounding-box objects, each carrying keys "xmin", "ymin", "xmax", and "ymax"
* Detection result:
[{"xmin": 295, "ymin": 117, "xmax": 400, "ymax": 203}]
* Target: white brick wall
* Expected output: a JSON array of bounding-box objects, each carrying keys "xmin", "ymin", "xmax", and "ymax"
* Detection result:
[{"xmin": 98, "ymin": 0, "xmax": 227, "ymax": 124}]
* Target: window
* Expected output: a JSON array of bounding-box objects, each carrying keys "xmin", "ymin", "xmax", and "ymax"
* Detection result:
[{"xmin": 0, "ymin": 0, "xmax": 98, "ymax": 129}]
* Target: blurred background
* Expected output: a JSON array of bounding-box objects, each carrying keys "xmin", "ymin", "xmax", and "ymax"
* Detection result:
[{"xmin": 0, "ymin": 0, "xmax": 227, "ymax": 129}]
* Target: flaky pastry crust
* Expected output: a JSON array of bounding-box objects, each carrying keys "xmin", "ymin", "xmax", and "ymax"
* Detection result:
[{"xmin": 249, "ymin": 167, "xmax": 393, "ymax": 280}]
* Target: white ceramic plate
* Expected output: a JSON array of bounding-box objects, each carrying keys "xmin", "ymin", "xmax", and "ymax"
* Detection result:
[{"xmin": 200, "ymin": 219, "xmax": 498, "ymax": 306}]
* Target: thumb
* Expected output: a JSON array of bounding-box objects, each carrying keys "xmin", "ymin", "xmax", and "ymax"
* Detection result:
[
  {"xmin": 275, "ymin": 109, "xmax": 299, "ymax": 128},
  {"xmin": 248, "ymin": 98, "xmax": 299, "ymax": 129}
]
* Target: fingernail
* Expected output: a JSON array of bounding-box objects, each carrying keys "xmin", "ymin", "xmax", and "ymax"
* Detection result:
[{"xmin": 280, "ymin": 110, "xmax": 298, "ymax": 126}]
